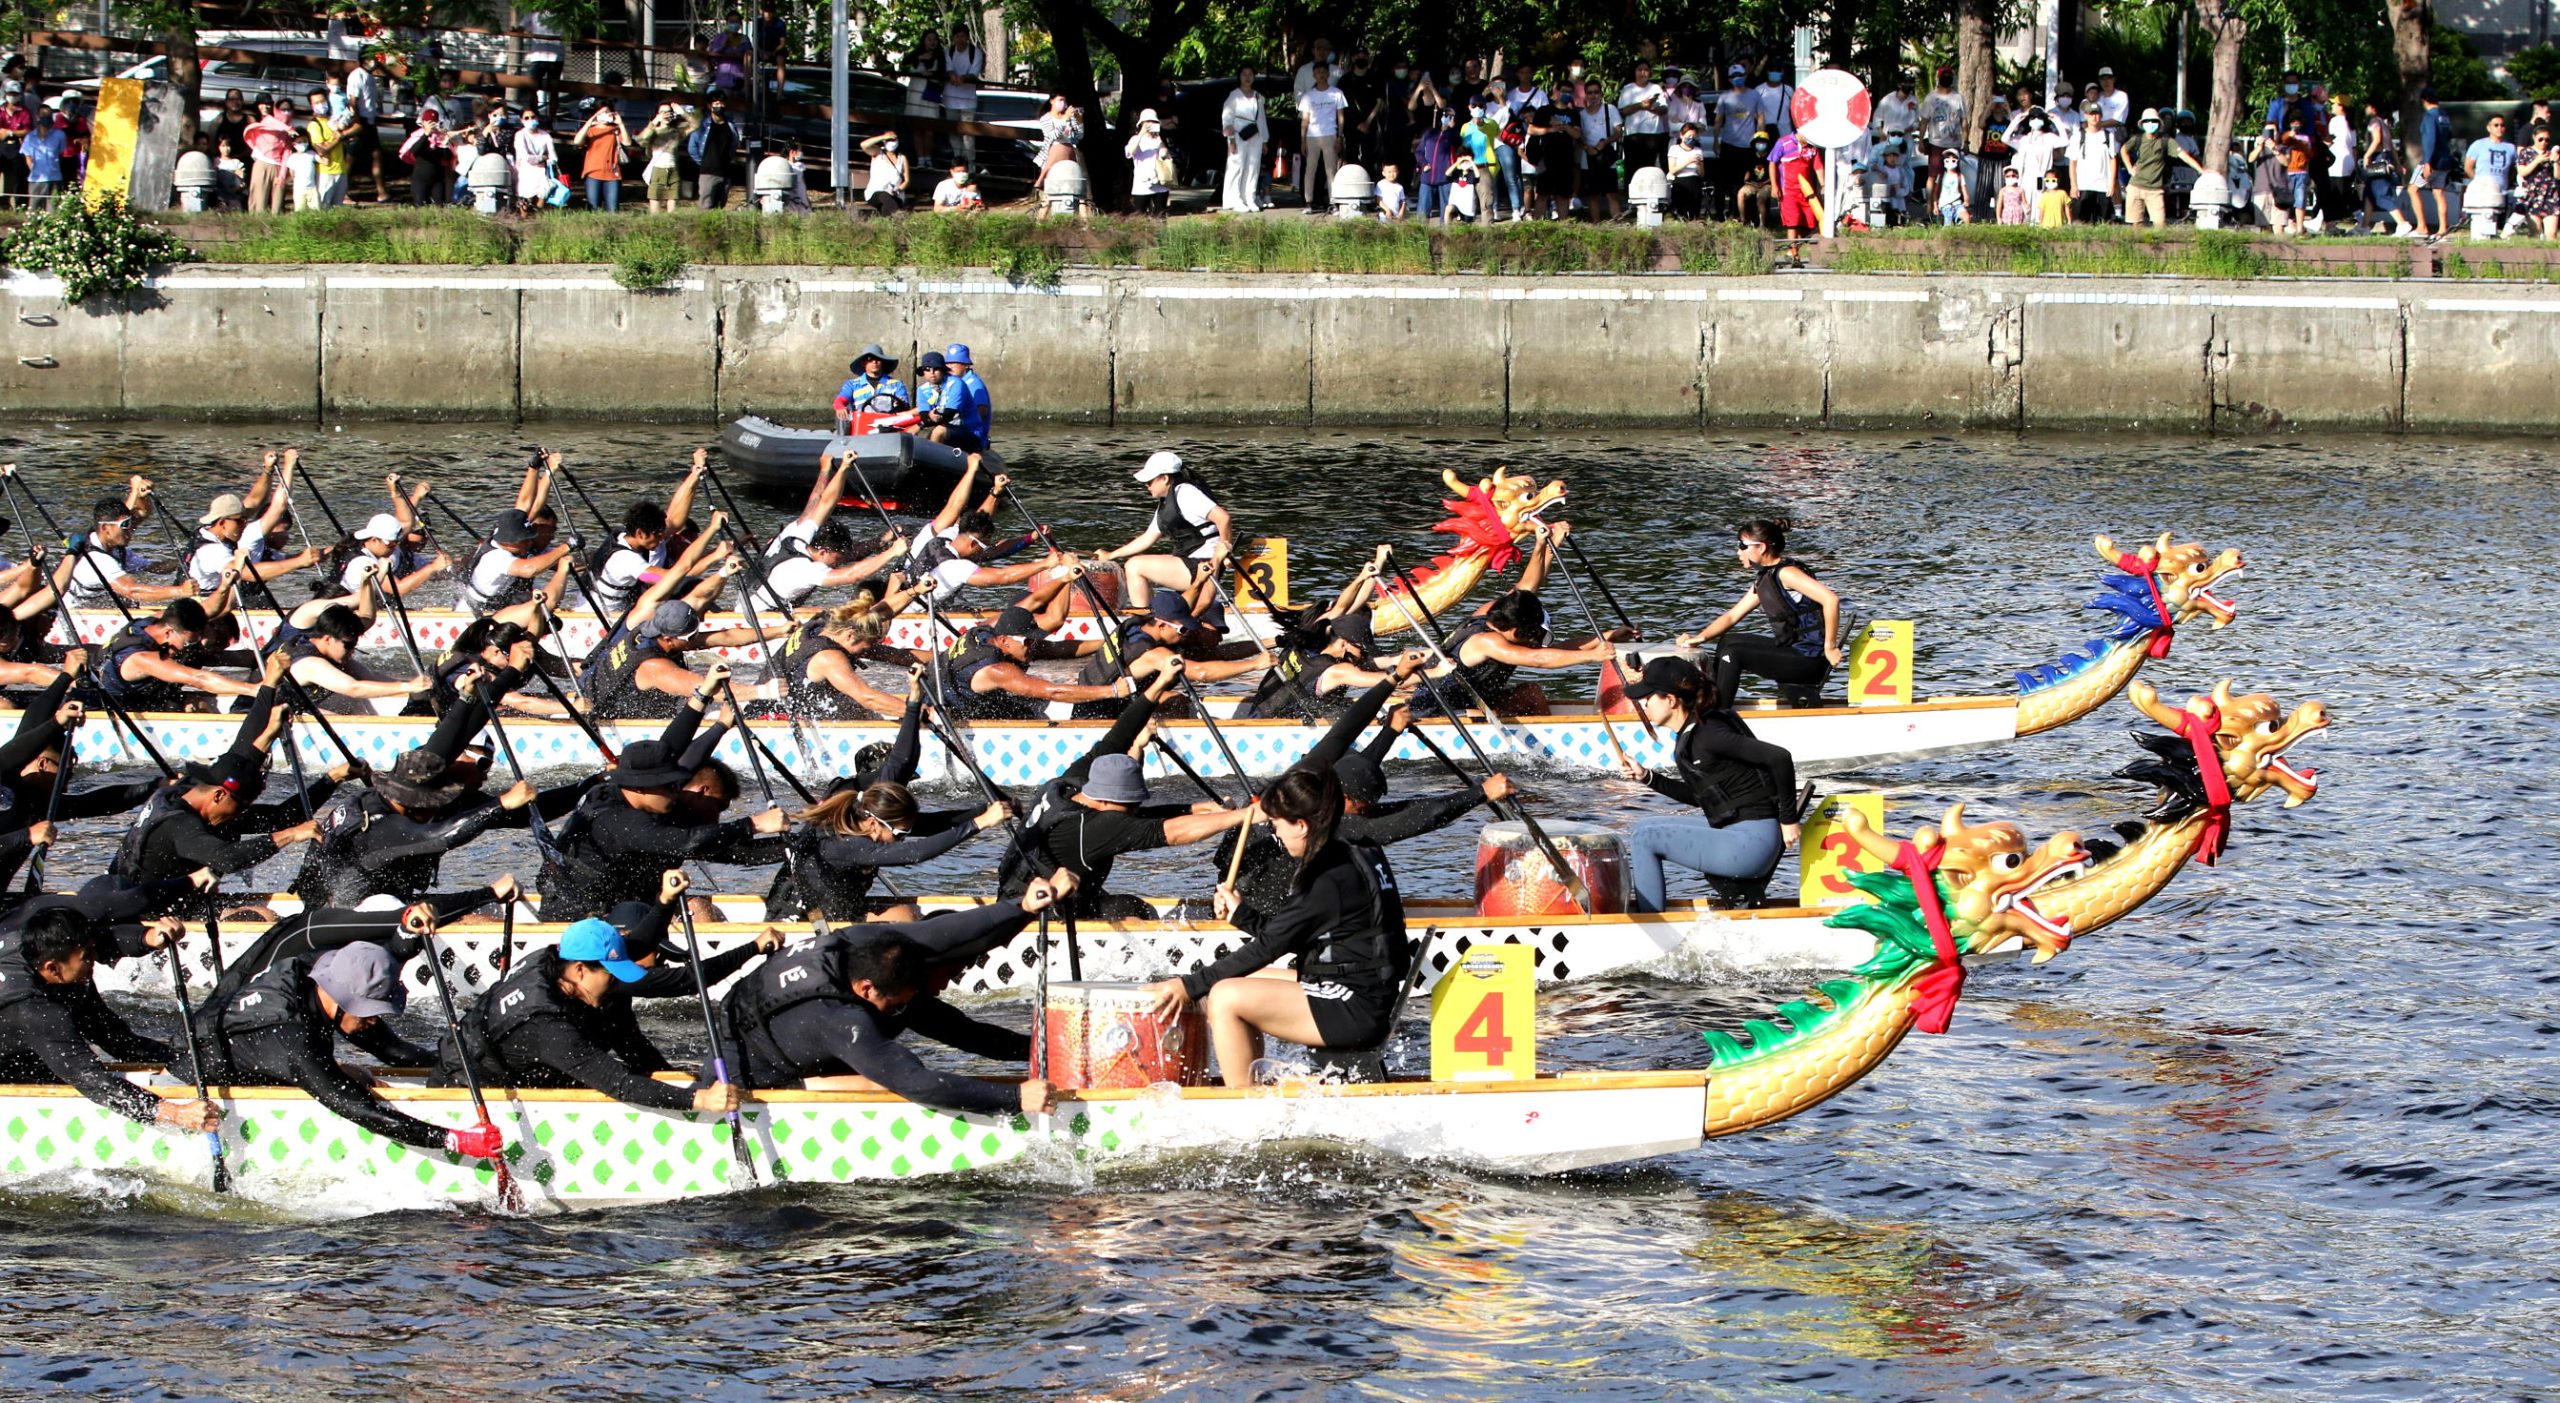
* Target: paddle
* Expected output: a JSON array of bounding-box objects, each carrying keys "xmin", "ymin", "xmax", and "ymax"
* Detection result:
[
  {"xmin": 413, "ymin": 906, "xmax": 523, "ymax": 1213},
  {"xmin": 715, "ymin": 518, "xmax": 823, "ymax": 770},
  {"xmin": 1562, "ymin": 534, "xmax": 1643, "ymax": 640},
  {"xmin": 1149, "ymin": 734, "xmax": 1224, "ymax": 805},
  {"xmin": 675, "ymin": 899, "xmax": 759, "ymax": 1188},
  {"xmin": 1030, "ymin": 907, "xmax": 1050, "ymax": 1079},
  {"xmin": 698, "ymin": 457, "xmax": 767, "ymax": 558},
  {"xmin": 161, "ymin": 927, "xmax": 232, "ymax": 1194},
  {"xmin": 1381, "ymin": 550, "xmax": 1597, "ymax": 914},
  {"xmin": 1542, "ymin": 531, "xmax": 1657, "ymax": 745},
  {"xmin": 372, "ymin": 558, "xmax": 444, "ymax": 717},
  {"xmin": 1065, "ymin": 571, "xmax": 1251, "ymax": 808},
  {"xmin": 87, "ymin": 681, "xmax": 177, "ymax": 780},
  {"xmin": 721, "ymin": 678, "xmax": 830, "ymax": 942},
  {"xmin": 292, "ymin": 463, "xmax": 352, "ymax": 540},
  {"xmin": 545, "ymin": 450, "xmax": 619, "ymax": 543},
  {"xmin": 472, "ymin": 674, "xmax": 568, "ymax": 877}
]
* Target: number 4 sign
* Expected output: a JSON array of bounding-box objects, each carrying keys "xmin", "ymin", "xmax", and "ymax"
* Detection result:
[
  {"xmin": 1848, "ymin": 619, "xmax": 1913, "ymax": 706},
  {"xmin": 1798, "ymin": 793, "xmax": 1887, "ymax": 907},
  {"xmin": 1430, "ymin": 945, "xmax": 1536, "ymax": 1082}
]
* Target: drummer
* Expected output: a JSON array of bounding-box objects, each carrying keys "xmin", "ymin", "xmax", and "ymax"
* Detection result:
[
  {"xmin": 1099, "ymin": 452, "xmax": 1233, "ymax": 605},
  {"xmin": 1674, "ymin": 518, "xmax": 1842, "ymax": 704},
  {"xmin": 1143, "ymin": 764, "xmax": 1411, "ymax": 1087},
  {"xmin": 1611, "ymin": 656, "xmax": 1801, "ymax": 910}
]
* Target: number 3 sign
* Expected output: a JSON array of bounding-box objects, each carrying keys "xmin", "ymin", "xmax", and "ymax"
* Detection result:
[
  {"xmin": 1798, "ymin": 792, "xmax": 1887, "ymax": 907},
  {"xmin": 1430, "ymin": 945, "xmax": 1536, "ymax": 1082},
  {"xmin": 1848, "ymin": 619, "xmax": 1913, "ymax": 707}
]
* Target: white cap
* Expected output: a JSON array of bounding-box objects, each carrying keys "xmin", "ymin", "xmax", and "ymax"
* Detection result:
[
  {"xmin": 1138, "ymin": 108, "xmax": 1160, "ymax": 124},
  {"xmin": 1135, "ymin": 451, "xmax": 1184, "ymax": 482},
  {"xmin": 355, "ymin": 512, "xmax": 403, "ymax": 543}
]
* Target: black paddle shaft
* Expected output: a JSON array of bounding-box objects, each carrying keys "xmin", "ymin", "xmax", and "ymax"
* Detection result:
[
  {"xmin": 161, "ymin": 939, "xmax": 232, "ymax": 1194},
  {"xmin": 1563, "ymin": 534, "xmax": 1643, "ymax": 638},
  {"xmin": 675, "ymin": 901, "xmax": 760, "ymax": 1188}
]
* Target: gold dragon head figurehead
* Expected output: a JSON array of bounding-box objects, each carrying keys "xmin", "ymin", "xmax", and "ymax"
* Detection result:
[
  {"xmin": 1438, "ymin": 465, "xmax": 1567, "ymax": 554},
  {"xmin": 2130, "ymin": 679, "xmax": 2329, "ymax": 808},
  {"xmin": 1840, "ymin": 803, "xmax": 2089, "ymax": 961},
  {"xmin": 2094, "ymin": 531, "xmax": 2246, "ymax": 629}
]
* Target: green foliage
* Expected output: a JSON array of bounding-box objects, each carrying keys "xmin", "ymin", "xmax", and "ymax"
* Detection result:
[
  {"xmin": 0, "ymin": 197, "xmax": 197, "ymax": 303},
  {"xmin": 2427, "ymin": 25, "xmax": 2510, "ymax": 102},
  {"xmin": 213, "ymin": 207, "xmax": 515, "ymax": 264},
  {"xmin": 1826, "ymin": 224, "xmax": 2317, "ymax": 277},
  {"xmin": 2509, "ymin": 45, "xmax": 2560, "ymax": 99},
  {"xmin": 611, "ymin": 243, "xmax": 689, "ymax": 290}
]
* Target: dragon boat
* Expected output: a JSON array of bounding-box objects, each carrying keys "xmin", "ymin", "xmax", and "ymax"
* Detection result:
[{"xmin": 106, "ymin": 682, "xmax": 2325, "ymax": 1008}]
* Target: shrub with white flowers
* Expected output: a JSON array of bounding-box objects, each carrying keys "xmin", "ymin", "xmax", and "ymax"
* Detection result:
[{"xmin": 0, "ymin": 196, "xmax": 196, "ymax": 304}]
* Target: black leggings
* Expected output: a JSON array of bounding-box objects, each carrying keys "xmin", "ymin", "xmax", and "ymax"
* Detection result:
[{"xmin": 1714, "ymin": 635, "xmax": 1828, "ymax": 700}]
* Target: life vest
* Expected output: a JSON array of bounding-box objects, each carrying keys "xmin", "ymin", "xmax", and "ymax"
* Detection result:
[
  {"xmin": 1443, "ymin": 617, "xmax": 1519, "ymax": 705},
  {"xmin": 1242, "ymin": 645, "xmax": 1356, "ymax": 719},
  {"xmin": 213, "ymin": 953, "xmax": 322, "ymax": 1042},
  {"xmin": 590, "ymin": 539, "xmax": 652, "ymax": 618},
  {"xmin": 91, "ymin": 622, "xmax": 182, "ymax": 712},
  {"xmin": 1667, "ymin": 710, "xmax": 1765, "ymax": 826},
  {"xmin": 775, "ymin": 621, "xmax": 858, "ymax": 717},
  {"xmin": 1751, "ymin": 559, "xmax": 1829, "ymax": 659},
  {"xmin": 940, "ymin": 635, "xmax": 1039, "ymax": 720},
  {"xmin": 464, "ymin": 948, "xmax": 573, "ymax": 1054},
  {"xmin": 777, "ymin": 829, "xmax": 879, "ymax": 917},
  {"xmin": 459, "ymin": 545, "xmax": 534, "ymax": 615},
  {"xmin": 1151, "ymin": 479, "xmax": 1220, "ymax": 559},
  {"xmin": 109, "ymin": 785, "xmax": 197, "ymax": 884},
  {"xmin": 1077, "ymin": 617, "xmax": 1158, "ymax": 687},
  {"xmin": 1297, "ymin": 840, "xmax": 1410, "ymax": 995},
  {"xmin": 582, "ymin": 635, "xmax": 679, "ymax": 721},
  {"xmin": 0, "ymin": 940, "xmax": 48, "ymax": 1014},
  {"xmin": 721, "ymin": 934, "xmax": 858, "ymax": 1082}
]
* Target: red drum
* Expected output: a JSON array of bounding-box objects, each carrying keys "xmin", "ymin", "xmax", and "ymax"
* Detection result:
[
  {"xmin": 1040, "ymin": 981, "xmax": 1208, "ymax": 1090},
  {"xmin": 1473, "ymin": 820, "xmax": 1628, "ymax": 917}
]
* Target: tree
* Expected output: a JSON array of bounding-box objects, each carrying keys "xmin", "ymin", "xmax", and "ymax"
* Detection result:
[
  {"xmin": 1030, "ymin": 0, "xmax": 1216, "ymax": 210},
  {"xmin": 2389, "ymin": 0, "xmax": 2430, "ymax": 164},
  {"xmin": 2194, "ymin": 0, "xmax": 2247, "ymax": 170},
  {"xmin": 115, "ymin": 1, "xmax": 202, "ymax": 146},
  {"xmin": 1955, "ymin": 0, "xmax": 1997, "ymax": 142}
]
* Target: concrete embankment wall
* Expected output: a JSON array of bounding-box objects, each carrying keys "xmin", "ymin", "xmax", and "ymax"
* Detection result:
[{"xmin": 7, "ymin": 265, "xmax": 2559, "ymax": 431}]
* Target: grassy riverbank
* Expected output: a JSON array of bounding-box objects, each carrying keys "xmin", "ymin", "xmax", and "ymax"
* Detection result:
[{"xmin": 11, "ymin": 206, "xmax": 2560, "ymax": 283}]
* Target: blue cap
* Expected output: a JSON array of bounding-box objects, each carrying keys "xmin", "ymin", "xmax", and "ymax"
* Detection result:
[
  {"xmin": 944, "ymin": 343, "xmax": 973, "ymax": 365},
  {"xmin": 558, "ymin": 918, "xmax": 649, "ymax": 982}
]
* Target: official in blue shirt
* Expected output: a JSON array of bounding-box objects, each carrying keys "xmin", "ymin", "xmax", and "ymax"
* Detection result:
[
  {"xmin": 944, "ymin": 343, "xmax": 993, "ymax": 444},
  {"xmin": 914, "ymin": 351, "xmax": 985, "ymax": 453},
  {"xmin": 832, "ymin": 343, "xmax": 910, "ymax": 428}
]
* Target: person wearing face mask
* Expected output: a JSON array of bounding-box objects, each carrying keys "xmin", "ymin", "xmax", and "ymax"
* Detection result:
[
  {"xmin": 2065, "ymin": 105, "xmax": 2117, "ymax": 223},
  {"xmin": 1753, "ymin": 66, "xmax": 1795, "ymax": 139},
  {"xmin": 1667, "ymin": 121, "xmax": 1708, "ymax": 218},
  {"xmin": 860, "ymin": 129, "xmax": 911, "ymax": 213},
  {"xmin": 2004, "ymin": 106, "xmax": 2066, "ymax": 192},
  {"xmin": 1736, "ymin": 127, "xmax": 1778, "ymax": 227},
  {"xmin": 1918, "ymin": 66, "xmax": 1965, "ymax": 174},
  {"xmin": 1873, "ymin": 75, "xmax": 1918, "ymax": 144},
  {"xmin": 2035, "ymin": 169, "xmax": 2068, "ymax": 227},
  {"xmin": 2118, "ymin": 107, "xmax": 2204, "ymax": 227},
  {"xmin": 1933, "ymin": 149, "xmax": 1969, "ymax": 224},
  {"xmin": 691, "ymin": 97, "xmax": 742, "ymax": 209},
  {"xmin": 1996, "ymin": 166, "xmax": 2029, "ymax": 224},
  {"xmin": 1617, "ymin": 61, "xmax": 1667, "ymax": 178},
  {"xmin": 284, "ymin": 123, "xmax": 322, "ymax": 210},
  {"xmin": 2264, "ymin": 72, "xmax": 2318, "ymax": 141},
  {"xmin": 1298, "ymin": 62, "xmax": 1349, "ymax": 212},
  {"xmin": 1716, "ymin": 64, "xmax": 1759, "ymax": 219},
  {"xmin": 1125, "ymin": 108, "xmax": 1172, "ymax": 216}
]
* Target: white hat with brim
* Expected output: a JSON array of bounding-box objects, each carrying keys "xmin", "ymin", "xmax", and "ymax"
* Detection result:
[{"xmin": 1135, "ymin": 450, "xmax": 1184, "ymax": 482}]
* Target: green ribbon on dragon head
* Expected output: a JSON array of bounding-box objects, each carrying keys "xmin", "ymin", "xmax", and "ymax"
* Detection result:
[{"xmin": 1697, "ymin": 867, "xmax": 1956, "ymax": 1071}]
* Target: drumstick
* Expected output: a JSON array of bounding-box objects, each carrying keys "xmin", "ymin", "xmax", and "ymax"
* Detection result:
[{"xmin": 1220, "ymin": 802, "xmax": 1259, "ymax": 904}]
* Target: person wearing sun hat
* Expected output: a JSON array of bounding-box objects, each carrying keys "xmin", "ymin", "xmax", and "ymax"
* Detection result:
[
  {"xmin": 434, "ymin": 913, "xmax": 743, "ymax": 1114},
  {"xmin": 832, "ymin": 343, "xmax": 909, "ymax": 428}
]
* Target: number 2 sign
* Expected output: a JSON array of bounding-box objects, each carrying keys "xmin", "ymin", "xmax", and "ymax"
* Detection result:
[
  {"xmin": 1847, "ymin": 619, "xmax": 1913, "ymax": 707},
  {"xmin": 1430, "ymin": 945, "xmax": 1536, "ymax": 1082},
  {"xmin": 1798, "ymin": 793, "xmax": 1887, "ymax": 907}
]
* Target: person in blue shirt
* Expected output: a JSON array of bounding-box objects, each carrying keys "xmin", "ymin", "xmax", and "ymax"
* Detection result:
[
  {"xmin": 2412, "ymin": 87, "xmax": 2455, "ymax": 237},
  {"xmin": 2464, "ymin": 113, "xmax": 2519, "ymax": 213},
  {"xmin": 943, "ymin": 343, "xmax": 993, "ymax": 444},
  {"xmin": 831, "ymin": 343, "xmax": 910, "ymax": 429},
  {"xmin": 915, "ymin": 350, "xmax": 985, "ymax": 452},
  {"xmin": 23, "ymin": 116, "xmax": 68, "ymax": 209}
]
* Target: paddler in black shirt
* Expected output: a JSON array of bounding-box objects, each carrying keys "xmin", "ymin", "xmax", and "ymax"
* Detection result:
[
  {"xmin": 1074, "ymin": 587, "xmax": 1264, "ymax": 711},
  {"xmin": 1612, "ymin": 655, "xmax": 1802, "ymax": 911},
  {"xmin": 0, "ymin": 676, "xmax": 161, "ymax": 827},
  {"xmin": 436, "ymin": 904, "xmax": 744, "ymax": 1116},
  {"xmin": 720, "ymin": 877, "xmax": 1071, "ymax": 1117},
  {"xmin": 1144, "ymin": 765, "xmax": 1412, "ymax": 1086},
  {"xmin": 192, "ymin": 922, "xmax": 504, "ymax": 1163},
  {"xmin": 291, "ymin": 689, "xmax": 565, "ymax": 908},
  {"xmin": 539, "ymin": 686, "xmax": 788, "ymax": 920},
  {"xmin": 1215, "ymin": 676, "xmax": 1512, "ymax": 910},
  {"xmin": 97, "ymin": 694, "xmax": 336, "ymax": 912},
  {"xmin": 997, "ymin": 666, "xmax": 1253, "ymax": 919},
  {"xmin": 0, "ymin": 897, "xmax": 222, "ymax": 1137}
]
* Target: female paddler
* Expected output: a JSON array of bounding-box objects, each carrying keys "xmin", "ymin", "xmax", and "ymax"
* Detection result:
[
  {"xmin": 1676, "ymin": 518, "xmax": 1842, "ymax": 703},
  {"xmin": 1612, "ymin": 655, "xmax": 1800, "ymax": 911},
  {"xmin": 1143, "ymin": 765, "xmax": 1409, "ymax": 1086}
]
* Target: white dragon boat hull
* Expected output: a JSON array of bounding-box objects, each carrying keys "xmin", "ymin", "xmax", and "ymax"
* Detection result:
[
  {"xmin": 64, "ymin": 697, "xmax": 2023, "ymax": 783},
  {"xmin": 0, "ymin": 1071, "xmax": 1712, "ymax": 1209},
  {"xmin": 105, "ymin": 896, "xmax": 1884, "ymax": 1006}
]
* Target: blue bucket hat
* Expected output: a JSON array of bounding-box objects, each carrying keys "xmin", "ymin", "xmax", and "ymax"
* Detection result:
[
  {"xmin": 944, "ymin": 343, "xmax": 973, "ymax": 365},
  {"xmin": 558, "ymin": 918, "xmax": 649, "ymax": 982}
]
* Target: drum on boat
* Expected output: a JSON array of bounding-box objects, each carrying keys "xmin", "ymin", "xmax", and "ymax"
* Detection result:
[
  {"xmin": 1040, "ymin": 981, "xmax": 1209, "ymax": 1090},
  {"xmin": 1473, "ymin": 820, "xmax": 1628, "ymax": 917}
]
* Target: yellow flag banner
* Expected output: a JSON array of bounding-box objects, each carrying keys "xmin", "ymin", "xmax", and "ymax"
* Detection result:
[{"xmin": 82, "ymin": 77, "xmax": 146, "ymax": 208}]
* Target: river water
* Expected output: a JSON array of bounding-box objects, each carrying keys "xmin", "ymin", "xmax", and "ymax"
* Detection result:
[{"xmin": 0, "ymin": 421, "xmax": 2552, "ymax": 1400}]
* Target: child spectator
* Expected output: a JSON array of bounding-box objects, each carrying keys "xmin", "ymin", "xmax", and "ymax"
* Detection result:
[
  {"xmin": 1375, "ymin": 160, "xmax": 1408, "ymax": 219},
  {"xmin": 1996, "ymin": 167, "xmax": 2028, "ymax": 224},
  {"xmin": 2036, "ymin": 170, "xmax": 2068, "ymax": 227},
  {"xmin": 1934, "ymin": 150, "xmax": 1968, "ymax": 224},
  {"xmin": 285, "ymin": 127, "xmax": 322, "ymax": 210}
]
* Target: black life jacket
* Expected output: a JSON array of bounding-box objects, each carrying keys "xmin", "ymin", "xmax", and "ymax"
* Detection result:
[
  {"xmin": 109, "ymin": 786, "xmax": 196, "ymax": 885},
  {"xmin": 721, "ymin": 934, "xmax": 858, "ymax": 1082},
  {"xmin": 0, "ymin": 940, "xmax": 49, "ymax": 1015},
  {"xmin": 91, "ymin": 622, "xmax": 182, "ymax": 712},
  {"xmin": 590, "ymin": 539, "xmax": 652, "ymax": 617},
  {"xmin": 1151, "ymin": 478, "xmax": 1220, "ymax": 559},
  {"xmin": 1296, "ymin": 840, "xmax": 1410, "ymax": 996},
  {"xmin": 1077, "ymin": 617, "xmax": 1159, "ymax": 687},
  {"xmin": 213, "ymin": 953, "xmax": 322, "ymax": 1042},
  {"xmin": 1751, "ymin": 559, "xmax": 1829, "ymax": 659},
  {"xmin": 465, "ymin": 948, "xmax": 573, "ymax": 1055},
  {"xmin": 1444, "ymin": 616, "xmax": 1519, "ymax": 705},
  {"xmin": 910, "ymin": 532, "xmax": 962, "ymax": 577},
  {"xmin": 1669, "ymin": 709, "xmax": 1777, "ymax": 826},
  {"xmin": 775, "ymin": 621, "xmax": 858, "ymax": 718},
  {"xmin": 941, "ymin": 637, "xmax": 1040, "ymax": 720},
  {"xmin": 460, "ymin": 545, "xmax": 534, "ymax": 615},
  {"xmin": 583, "ymin": 635, "xmax": 679, "ymax": 721}
]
